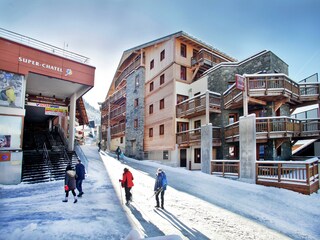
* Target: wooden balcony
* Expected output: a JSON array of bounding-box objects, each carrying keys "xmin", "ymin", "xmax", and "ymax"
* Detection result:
[
  {"xmin": 110, "ymin": 122, "xmax": 125, "ymax": 138},
  {"xmin": 211, "ymin": 160, "xmax": 240, "ymax": 177},
  {"xmin": 225, "ymin": 117, "xmax": 320, "ymax": 142},
  {"xmin": 224, "ymin": 74, "xmax": 319, "ymax": 110},
  {"xmin": 110, "ymin": 105, "xmax": 126, "ymax": 123},
  {"xmin": 176, "ymin": 127, "xmax": 221, "ymax": 147},
  {"xmin": 115, "ymin": 56, "xmax": 141, "ymax": 88},
  {"xmin": 191, "ymin": 48, "xmax": 219, "ymax": 76},
  {"xmin": 256, "ymin": 158, "xmax": 319, "ymax": 195},
  {"xmin": 176, "ymin": 91, "xmax": 221, "ymax": 119},
  {"xmin": 210, "ymin": 158, "xmax": 319, "ymax": 195},
  {"xmin": 109, "ymin": 87, "xmax": 126, "ymax": 105}
]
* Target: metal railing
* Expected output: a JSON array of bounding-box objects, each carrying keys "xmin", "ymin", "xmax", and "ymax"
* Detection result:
[
  {"xmin": 43, "ymin": 143, "xmax": 52, "ymax": 181},
  {"xmin": 0, "ymin": 27, "xmax": 90, "ymax": 64}
]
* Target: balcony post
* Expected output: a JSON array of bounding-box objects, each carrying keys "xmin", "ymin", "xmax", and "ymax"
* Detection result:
[
  {"xmin": 206, "ymin": 90, "xmax": 210, "ymax": 124},
  {"xmin": 239, "ymin": 114, "xmax": 256, "ymax": 183},
  {"xmin": 201, "ymin": 123, "xmax": 212, "ymax": 174}
]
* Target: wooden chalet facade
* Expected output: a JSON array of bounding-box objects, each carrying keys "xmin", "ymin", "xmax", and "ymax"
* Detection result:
[{"xmin": 101, "ymin": 33, "xmax": 320, "ymax": 189}]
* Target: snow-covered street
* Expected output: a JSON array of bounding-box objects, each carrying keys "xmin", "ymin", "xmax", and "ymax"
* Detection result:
[
  {"xmin": 0, "ymin": 145, "xmax": 319, "ymax": 240},
  {"xmin": 101, "ymin": 148, "xmax": 319, "ymax": 240}
]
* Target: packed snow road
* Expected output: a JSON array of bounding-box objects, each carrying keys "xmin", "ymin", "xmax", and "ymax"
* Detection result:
[{"xmin": 100, "ymin": 149, "xmax": 319, "ymax": 240}]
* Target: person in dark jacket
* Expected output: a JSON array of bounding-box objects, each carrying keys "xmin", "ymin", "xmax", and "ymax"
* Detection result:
[
  {"xmin": 119, "ymin": 168, "xmax": 134, "ymax": 205},
  {"xmin": 63, "ymin": 165, "xmax": 78, "ymax": 203},
  {"xmin": 75, "ymin": 159, "xmax": 86, "ymax": 197},
  {"xmin": 154, "ymin": 168, "xmax": 167, "ymax": 209},
  {"xmin": 116, "ymin": 146, "xmax": 121, "ymax": 160}
]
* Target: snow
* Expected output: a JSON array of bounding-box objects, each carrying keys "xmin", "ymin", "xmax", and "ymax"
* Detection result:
[{"xmin": 0, "ymin": 145, "xmax": 319, "ymax": 240}]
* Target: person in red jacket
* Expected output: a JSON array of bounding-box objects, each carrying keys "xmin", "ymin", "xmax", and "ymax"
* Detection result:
[{"xmin": 119, "ymin": 168, "xmax": 134, "ymax": 205}]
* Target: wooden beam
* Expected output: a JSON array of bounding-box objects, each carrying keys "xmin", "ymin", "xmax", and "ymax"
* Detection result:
[
  {"xmin": 248, "ymin": 97, "xmax": 267, "ymax": 106},
  {"xmin": 191, "ymin": 65, "xmax": 200, "ymax": 81},
  {"xmin": 274, "ymin": 98, "xmax": 288, "ymax": 112},
  {"xmin": 275, "ymin": 139, "xmax": 285, "ymax": 149}
]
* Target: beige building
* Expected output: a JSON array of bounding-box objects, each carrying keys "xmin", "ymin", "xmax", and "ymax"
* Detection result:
[{"xmin": 101, "ymin": 31, "xmax": 235, "ymax": 167}]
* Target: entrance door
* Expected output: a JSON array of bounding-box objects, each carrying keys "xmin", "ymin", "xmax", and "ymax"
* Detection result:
[{"xmin": 180, "ymin": 149, "xmax": 187, "ymax": 167}]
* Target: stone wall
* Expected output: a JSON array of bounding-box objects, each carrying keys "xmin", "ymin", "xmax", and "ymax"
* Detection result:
[
  {"xmin": 207, "ymin": 51, "xmax": 290, "ymax": 159},
  {"xmin": 125, "ymin": 67, "xmax": 145, "ymax": 160}
]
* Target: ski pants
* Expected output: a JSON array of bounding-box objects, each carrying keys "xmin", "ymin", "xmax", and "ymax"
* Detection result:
[
  {"xmin": 125, "ymin": 186, "xmax": 132, "ymax": 202},
  {"xmin": 155, "ymin": 190, "xmax": 165, "ymax": 207}
]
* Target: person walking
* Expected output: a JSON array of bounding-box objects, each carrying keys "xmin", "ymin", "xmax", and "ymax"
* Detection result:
[
  {"xmin": 116, "ymin": 146, "xmax": 121, "ymax": 160},
  {"xmin": 75, "ymin": 159, "xmax": 86, "ymax": 197},
  {"xmin": 119, "ymin": 168, "xmax": 134, "ymax": 206},
  {"xmin": 154, "ymin": 168, "xmax": 167, "ymax": 209},
  {"xmin": 98, "ymin": 141, "xmax": 101, "ymax": 152},
  {"xmin": 63, "ymin": 165, "xmax": 78, "ymax": 203}
]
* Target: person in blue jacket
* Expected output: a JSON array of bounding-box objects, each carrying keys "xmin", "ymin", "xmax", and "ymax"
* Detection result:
[
  {"xmin": 75, "ymin": 159, "xmax": 86, "ymax": 197},
  {"xmin": 154, "ymin": 168, "xmax": 167, "ymax": 209}
]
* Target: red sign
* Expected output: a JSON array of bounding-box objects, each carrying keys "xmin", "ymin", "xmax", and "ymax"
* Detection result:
[
  {"xmin": 235, "ymin": 74, "xmax": 245, "ymax": 91},
  {"xmin": 0, "ymin": 152, "xmax": 11, "ymax": 161}
]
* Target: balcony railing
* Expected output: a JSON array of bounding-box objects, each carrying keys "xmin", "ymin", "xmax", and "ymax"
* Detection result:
[
  {"xmin": 299, "ymin": 82, "xmax": 320, "ymax": 101},
  {"xmin": 209, "ymin": 158, "xmax": 319, "ymax": 194},
  {"xmin": 225, "ymin": 117, "xmax": 320, "ymax": 142},
  {"xmin": 115, "ymin": 56, "xmax": 141, "ymax": 88},
  {"xmin": 0, "ymin": 27, "xmax": 90, "ymax": 64},
  {"xmin": 176, "ymin": 91, "xmax": 221, "ymax": 119},
  {"xmin": 109, "ymin": 87, "xmax": 126, "ymax": 104},
  {"xmin": 176, "ymin": 127, "xmax": 221, "ymax": 146},
  {"xmin": 256, "ymin": 158, "xmax": 319, "ymax": 195},
  {"xmin": 110, "ymin": 122, "xmax": 125, "ymax": 136},
  {"xmin": 191, "ymin": 48, "xmax": 219, "ymax": 68},
  {"xmin": 224, "ymin": 74, "xmax": 319, "ymax": 109},
  {"xmin": 110, "ymin": 105, "xmax": 126, "ymax": 120},
  {"xmin": 211, "ymin": 160, "xmax": 240, "ymax": 177}
]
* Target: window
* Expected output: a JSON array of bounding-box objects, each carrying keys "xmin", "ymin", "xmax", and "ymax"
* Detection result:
[
  {"xmin": 159, "ymin": 124, "xmax": 164, "ymax": 135},
  {"xmin": 228, "ymin": 145, "xmax": 238, "ymax": 159},
  {"xmin": 177, "ymin": 122, "xmax": 188, "ymax": 132},
  {"xmin": 180, "ymin": 43, "xmax": 187, "ymax": 57},
  {"xmin": 150, "ymin": 82, "xmax": 154, "ymax": 92},
  {"xmin": 177, "ymin": 94, "xmax": 188, "ymax": 104},
  {"xmin": 160, "ymin": 98, "xmax": 165, "ymax": 109},
  {"xmin": 149, "ymin": 128, "xmax": 153, "ymax": 137},
  {"xmin": 160, "ymin": 74, "xmax": 165, "ymax": 85},
  {"xmin": 150, "ymin": 59, "xmax": 154, "ymax": 69},
  {"xmin": 163, "ymin": 150, "xmax": 169, "ymax": 160},
  {"xmin": 194, "ymin": 120, "xmax": 201, "ymax": 129},
  {"xmin": 160, "ymin": 50, "xmax": 165, "ymax": 61},
  {"xmin": 149, "ymin": 104, "xmax": 153, "ymax": 114},
  {"xmin": 135, "ymin": 75, "xmax": 139, "ymax": 88},
  {"xmin": 228, "ymin": 113, "xmax": 238, "ymax": 124},
  {"xmin": 134, "ymin": 119, "xmax": 138, "ymax": 128},
  {"xmin": 120, "ymin": 137, "xmax": 123, "ymax": 144},
  {"xmin": 180, "ymin": 66, "xmax": 186, "ymax": 80},
  {"xmin": 192, "ymin": 49, "xmax": 197, "ymax": 58},
  {"xmin": 134, "ymin": 98, "xmax": 139, "ymax": 107},
  {"xmin": 194, "ymin": 148, "xmax": 201, "ymax": 163}
]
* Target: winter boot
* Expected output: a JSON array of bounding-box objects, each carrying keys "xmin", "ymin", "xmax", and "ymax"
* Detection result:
[
  {"xmin": 74, "ymin": 196, "xmax": 78, "ymax": 203},
  {"xmin": 62, "ymin": 197, "xmax": 68, "ymax": 202}
]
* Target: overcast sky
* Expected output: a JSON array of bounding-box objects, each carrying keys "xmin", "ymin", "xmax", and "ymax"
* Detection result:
[{"xmin": 1, "ymin": 0, "xmax": 319, "ymax": 108}]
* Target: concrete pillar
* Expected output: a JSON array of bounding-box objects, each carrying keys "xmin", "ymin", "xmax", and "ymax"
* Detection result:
[
  {"xmin": 239, "ymin": 114, "xmax": 256, "ymax": 183},
  {"xmin": 68, "ymin": 92, "xmax": 77, "ymax": 151},
  {"xmin": 201, "ymin": 123, "xmax": 212, "ymax": 174}
]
